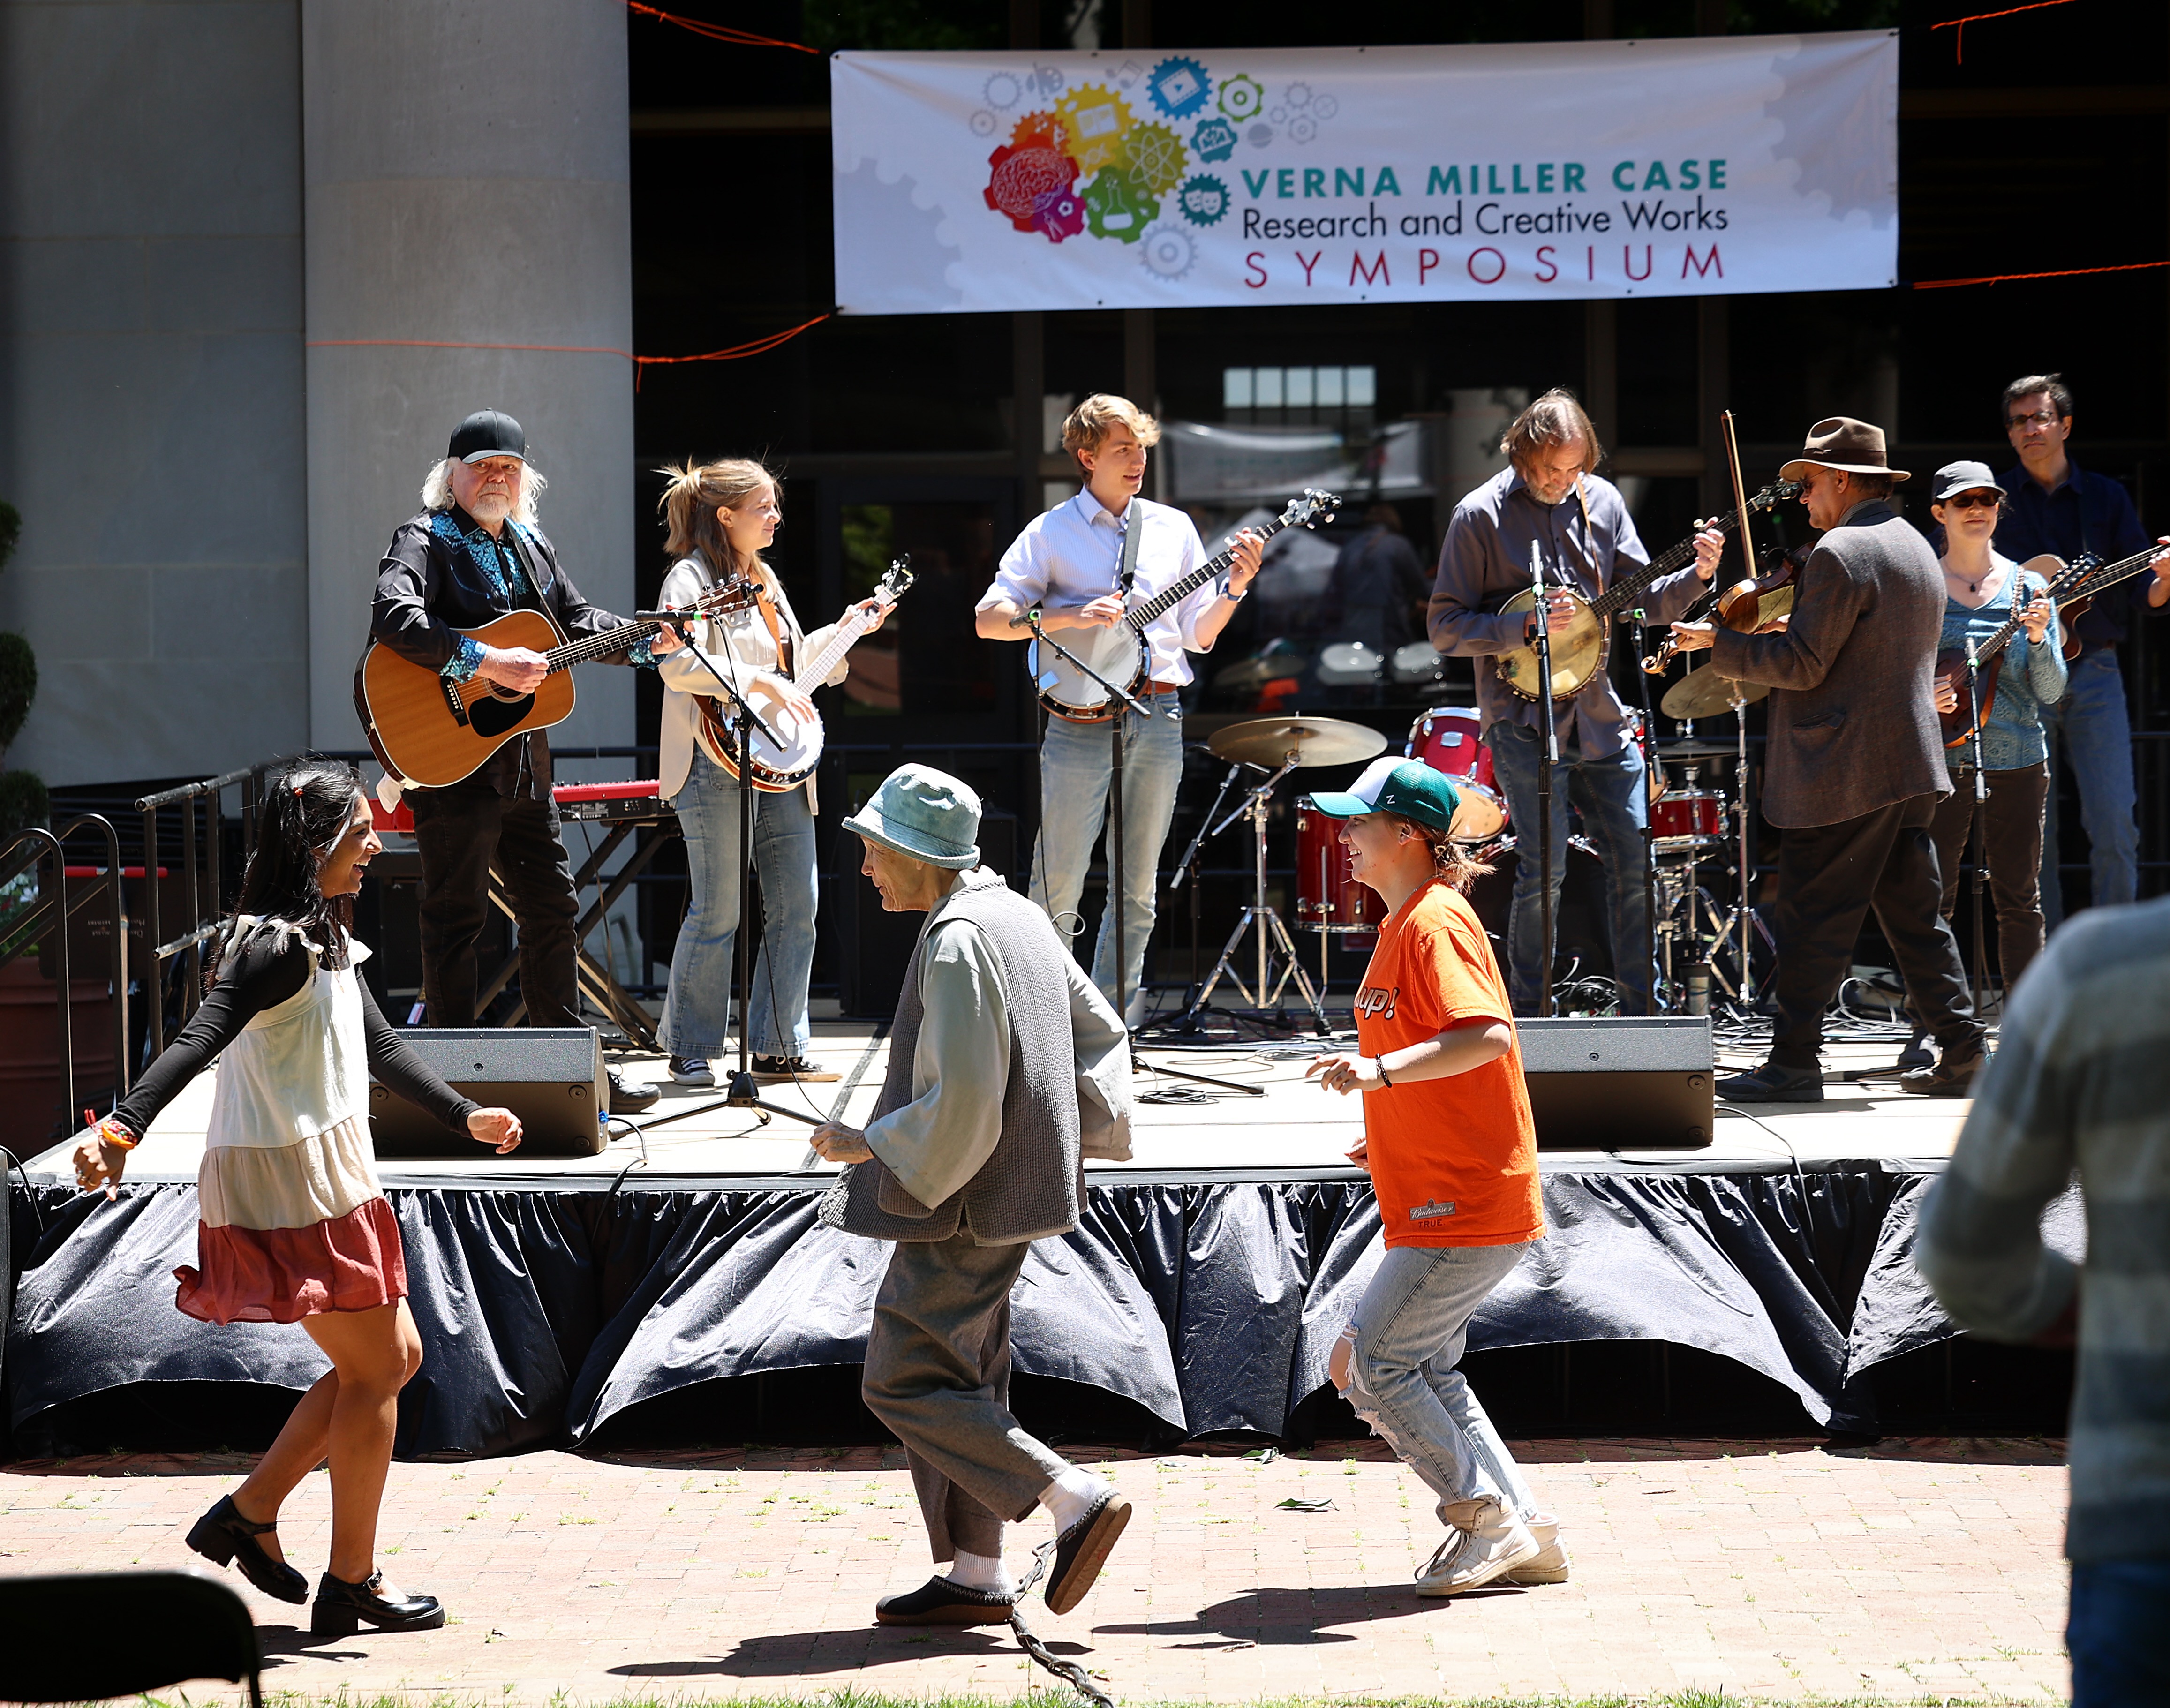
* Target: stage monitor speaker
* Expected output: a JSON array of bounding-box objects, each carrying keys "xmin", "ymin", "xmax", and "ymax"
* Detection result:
[
  {"xmin": 369, "ymin": 1028, "xmax": 606, "ymax": 1159},
  {"xmin": 1516, "ymin": 1016, "xmax": 1713, "ymax": 1150}
]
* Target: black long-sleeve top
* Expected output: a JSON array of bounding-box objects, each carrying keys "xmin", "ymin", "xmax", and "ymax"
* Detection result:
[{"xmin": 108, "ymin": 925, "xmax": 480, "ymax": 1142}]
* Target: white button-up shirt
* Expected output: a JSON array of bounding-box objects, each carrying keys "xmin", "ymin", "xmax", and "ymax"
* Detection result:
[{"xmin": 977, "ymin": 490, "xmax": 1224, "ymax": 686}]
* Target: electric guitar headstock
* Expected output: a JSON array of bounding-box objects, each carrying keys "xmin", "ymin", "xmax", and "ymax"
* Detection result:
[{"xmin": 872, "ymin": 554, "xmax": 914, "ymax": 610}]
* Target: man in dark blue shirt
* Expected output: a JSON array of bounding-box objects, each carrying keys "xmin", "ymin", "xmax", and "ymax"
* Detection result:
[{"xmin": 1993, "ymin": 374, "xmax": 2169, "ymax": 924}]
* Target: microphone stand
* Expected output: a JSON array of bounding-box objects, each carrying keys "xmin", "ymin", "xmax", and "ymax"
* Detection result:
[
  {"xmin": 1025, "ymin": 616, "xmax": 1253, "ymax": 1092},
  {"xmin": 1964, "ymin": 635, "xmax": 1989, "ymax": 1014},
  {"xmin": 667, "ymin": 619, "xmax": 821, "ymax": 1127},
  {"xmin": 1631, "ymin": 605, "xmax": 1662, "ymax": 1015},
  {"xmin": 1530, "ymin": 543, "xmax": 1559, "ymax": 1019}
]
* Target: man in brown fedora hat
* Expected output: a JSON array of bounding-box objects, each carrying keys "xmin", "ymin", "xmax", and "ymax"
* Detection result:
[{"xmin": 1671, "ymin": 416, "xmax": 1987, "ymax": 1101}]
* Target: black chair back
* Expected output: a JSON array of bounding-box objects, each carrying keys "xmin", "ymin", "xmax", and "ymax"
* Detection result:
[{"xmin": 0, "ymin": 1570, "xmax": 263, "ymax": 1708}]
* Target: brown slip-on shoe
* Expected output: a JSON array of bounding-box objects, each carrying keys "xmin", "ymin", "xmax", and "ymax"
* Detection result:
[
  {"xmin": 875, "ymin": 1575, "xmax": 1017, "ymax": 1626},
  {"xmin": 1044, "ymin": 1490, "xmax": 1131, "ymax": 1615}
]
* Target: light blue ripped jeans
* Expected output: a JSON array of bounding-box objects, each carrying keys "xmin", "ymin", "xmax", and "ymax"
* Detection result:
[{"xmin": 1335, "ymin": 1242, "xmax": 1538, "ymax": 1527}]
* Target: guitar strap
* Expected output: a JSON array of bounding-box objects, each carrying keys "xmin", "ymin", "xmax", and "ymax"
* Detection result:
[
  {"xmin": 1117, "ymin": 503, "xmax": 1143, "ymax": 600},
  {"xmin": 747, "ymin": 572, "xmax": 796, "ymax": 679}
]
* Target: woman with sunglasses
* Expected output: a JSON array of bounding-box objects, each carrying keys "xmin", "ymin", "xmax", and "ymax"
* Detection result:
[
  {"xmin": 72, "ymin": 762, "xmax": 523, "ymax": 1637},
  {"xmin": 1902, "ymin": 461, "xmax": 2065, "ymax": 1069}
]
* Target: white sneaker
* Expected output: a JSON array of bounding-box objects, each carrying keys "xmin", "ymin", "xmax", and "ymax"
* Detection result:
[
  {"xmin": 1502, "ymin": 1513, "xmax": 1570, "ymax": 1585},
  {"xmin": 1414, "ymin": 1500, "xmax": 1539, "ymax": 1597}
]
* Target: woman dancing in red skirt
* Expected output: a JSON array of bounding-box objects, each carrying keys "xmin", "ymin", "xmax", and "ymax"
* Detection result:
[{"xmin": 74, "ymin": 762, "xmax": 522, "ymax": 1636}]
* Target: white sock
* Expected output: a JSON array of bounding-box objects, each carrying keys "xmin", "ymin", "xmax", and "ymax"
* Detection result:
[
  {"xmin": 1040, "ymin": 1467, "xmax": 1107, "ymax": 1535},
  {"xmin": 944, "ymin": 1548, "xmax": 1012, "ymax": 1595}
]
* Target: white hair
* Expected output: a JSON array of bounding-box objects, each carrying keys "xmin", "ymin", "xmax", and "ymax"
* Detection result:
[{"xmin": 421, "ymin": 456, "xmax": 545, "ymax": 525}]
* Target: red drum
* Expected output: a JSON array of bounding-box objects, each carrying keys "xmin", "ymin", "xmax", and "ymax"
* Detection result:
[
  {"xmin": 1650, "ymin": 789, "xmax": 1725, "ymax": 854},
  {"xmin": 1406, "ymin": 708, "xmax": 1508, "ymax": 843},
  {"xmin": 1295, "ymin": 800, "xmax": 1384, "ymax": 934}
]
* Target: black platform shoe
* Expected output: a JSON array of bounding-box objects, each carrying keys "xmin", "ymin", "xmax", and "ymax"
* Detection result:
[
  {"xmin": 310, "ymin": 1569, "xmax": 447, "ymax": 1637},
  {"xmin": 185, "ymin": 1494, "xmax": 307, "ymax": 1604}
]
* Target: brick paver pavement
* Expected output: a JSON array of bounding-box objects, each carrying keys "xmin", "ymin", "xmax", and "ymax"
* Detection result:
[{"xmin": 0, "ymin": 1437, "xmax": 2068, "ymax": 1704}]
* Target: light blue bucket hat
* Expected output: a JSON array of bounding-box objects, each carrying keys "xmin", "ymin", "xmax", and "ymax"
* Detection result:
[{"xmin": 842, "ymin": 763, "xmax": 982, "ymax": 870}]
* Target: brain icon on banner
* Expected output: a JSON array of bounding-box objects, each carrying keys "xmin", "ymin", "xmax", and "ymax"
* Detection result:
[{"xmin": 980, "ymin": 56, "xmax": 1331, "ymax": 253}]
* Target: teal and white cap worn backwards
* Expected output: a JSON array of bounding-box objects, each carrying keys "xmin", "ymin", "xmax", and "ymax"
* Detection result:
[{"xmin": 1304, "ymin": 757, "xmax": 1461, "ymax": 836}]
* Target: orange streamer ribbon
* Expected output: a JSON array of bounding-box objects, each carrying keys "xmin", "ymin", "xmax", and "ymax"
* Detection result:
[
  {"xmin": 1929, "ymin": 0, "xmax": 2078, "ymax": 65},
  {"xmin": 623, "ymin": 0, "xmax": 816, "ymax": 54},
  {"xmin": 1913, "ymin": 259, "xmax": 2169, "ymax": 290},
  {"xmin": 307, "ymin": 313, "xmax": 833, "ymax": 388}
]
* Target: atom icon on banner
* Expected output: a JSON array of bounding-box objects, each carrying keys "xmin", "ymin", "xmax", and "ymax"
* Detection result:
[
  {"xmin": 1121, "ymin": 122, "xmax": 1186, "ymax": 195},
  {"xmin": 1139, "ymin": 224, "xmax": 1198, "ymax": 279}
]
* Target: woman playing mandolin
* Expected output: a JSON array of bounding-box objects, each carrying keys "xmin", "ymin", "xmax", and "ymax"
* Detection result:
[
  {"xmin": 652, "ymin": 459, "xmax": 887, "ymax": 1086},
  {"xmin": 1899, "ymin": 461, "xmax": 2063, "ymax": 1068}
]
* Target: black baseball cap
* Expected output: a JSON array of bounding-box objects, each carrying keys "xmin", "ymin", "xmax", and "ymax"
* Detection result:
[{"xmin": 448, "ymin": 409, "xmax": 526, "ymax": 464}]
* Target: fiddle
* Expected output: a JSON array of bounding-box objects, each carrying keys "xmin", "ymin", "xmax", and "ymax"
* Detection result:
[{"xmin": 1642, "ymin": 543, "xmax": 1805, "ymax": 674}]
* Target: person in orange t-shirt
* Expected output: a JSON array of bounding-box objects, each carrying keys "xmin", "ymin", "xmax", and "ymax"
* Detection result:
[{"xmin": 1304, "ymin": 757, "xmax": 1560, "ymax": 1597}]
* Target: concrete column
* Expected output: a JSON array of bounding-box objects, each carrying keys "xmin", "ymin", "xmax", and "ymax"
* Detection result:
[
  {"xmin": 303, "ymin": 0, "xmax": 635, "ymax": 763},
  {"xmin": 0, "ymin": 0, "xmax": 308, "ymax": 787}
]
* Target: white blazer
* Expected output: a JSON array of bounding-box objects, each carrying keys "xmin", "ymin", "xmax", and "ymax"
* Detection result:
[{"xmin": 655, "ymin": 551, "xmax": 847, "ymax": 800}]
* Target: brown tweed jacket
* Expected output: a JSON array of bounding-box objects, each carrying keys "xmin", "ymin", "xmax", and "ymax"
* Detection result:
[{"xmin": 1709, "ymin": 499, "xmax": 1950, "ymax": 829}]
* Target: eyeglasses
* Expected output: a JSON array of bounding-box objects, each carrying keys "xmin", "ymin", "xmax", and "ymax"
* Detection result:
[
  {"xmin": 1941, "ymin": 491, "xmax": 2003, "ymax": 511},
  {"xmin": 2007, "ymin": 409, "xmax": 2063, "ymax": 430}
]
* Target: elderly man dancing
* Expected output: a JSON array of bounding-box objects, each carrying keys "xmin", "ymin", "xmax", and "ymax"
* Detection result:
[{"xmin": 811, "ymin": 764, "xmax": 1137, "ymax": 1626}]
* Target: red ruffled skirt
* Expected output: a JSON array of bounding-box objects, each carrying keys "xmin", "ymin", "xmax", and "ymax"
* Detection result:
[{"xmin": 176, "ymin": 1115, "xmax": 408, "ymax": 1324}]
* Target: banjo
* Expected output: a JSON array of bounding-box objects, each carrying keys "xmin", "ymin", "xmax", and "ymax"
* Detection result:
[
  {"xmin": 1491, "ymin": 477, "xmax": 1801, "ymax": 702},
  {"xmin": 695, "ymin": 557, "xmax": 913, "ymax": 792},
  {"xmin": 1028, "ymin": 489, "xmax": 1341, "ymax": 722}
]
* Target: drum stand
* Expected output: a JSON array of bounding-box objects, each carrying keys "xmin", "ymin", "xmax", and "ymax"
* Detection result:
[
  {"xmin": 1704, "ymin": 680, "xmax": 1765, "ymax": 1012},
  {"xmin": 1178, "ymin": 755, "xmax": 1331, "ymax": 1036}
]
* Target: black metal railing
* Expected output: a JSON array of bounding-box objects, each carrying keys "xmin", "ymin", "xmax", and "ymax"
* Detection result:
[
  {"xmin": 134, "ymin": 769, "xmax": 256, "ymax": 1057},
  {"xmin": 0, "ymin": 815, "xmax": 131, "ymax": 1142}
]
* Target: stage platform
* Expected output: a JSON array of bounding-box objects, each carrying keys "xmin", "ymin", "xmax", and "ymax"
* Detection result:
[{"xmin": 8, "ymin": 1017, "xmax": 2044, "ymax": 1466}]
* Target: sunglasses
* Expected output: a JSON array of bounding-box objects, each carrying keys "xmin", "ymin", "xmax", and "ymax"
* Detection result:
[{"xmin": 1940, "ymin": 491, "xmax": 2002, "ymax": 511}]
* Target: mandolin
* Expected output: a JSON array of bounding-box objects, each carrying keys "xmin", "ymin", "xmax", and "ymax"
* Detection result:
[
  {"xmin": 357, "ymin": 583, "xmax": 754, "ymax": 788},
  {"xmin": 696, "ymin": 557, "xmax": 914, "ymax": 791},
  {"xmin": 1496, "ymin": 478, "xmax": 1802, "ymax": 700}
]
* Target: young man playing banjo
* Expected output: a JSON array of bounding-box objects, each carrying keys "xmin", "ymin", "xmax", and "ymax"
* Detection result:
[{"xmin": 974, "ymin": 395, "xmax": 1264, "ymax": 1024}]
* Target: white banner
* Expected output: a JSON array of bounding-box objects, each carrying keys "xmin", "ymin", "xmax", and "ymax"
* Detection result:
[{"xmin": 832, "ymin": 33, "xmax": 1895, "ymax": 315}]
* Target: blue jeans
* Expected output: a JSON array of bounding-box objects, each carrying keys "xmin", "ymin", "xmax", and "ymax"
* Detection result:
[
  {"xmin": 2069, "ymin": 1558, "xmax": 2170, "ymax": 1707},
  {"xmin": 1029, "ymin": 704, "xmax": 1183, "ymax": 1023},
  {"xmin": 2040, "ymin": 647, "xmax": 2139, "ymax": 927},
  {"xmin": 1337, "ymin": 1242, "xmax": 1537, "ymax": 1527},
  {"xmin": 658, "ymin": 749, "xmax": 818, "ymax": 1059},
  {"xmin": 1486, "ymin": 720, "xmax": 1654, "ymax": 1015}
]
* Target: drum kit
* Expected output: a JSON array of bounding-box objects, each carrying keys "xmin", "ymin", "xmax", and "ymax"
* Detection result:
[{"xmin": 1185, "ymin": 686, "xmax": 1765, "ymax": 1019}]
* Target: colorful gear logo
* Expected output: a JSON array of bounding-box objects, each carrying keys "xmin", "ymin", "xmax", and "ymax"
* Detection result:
[
  {"xmin": 984, "ymin": 117, "xmax": 1079, "ymax": 234},
  {"xmin": 1056, "ymin": 84, "xmax": 1136, "ymax": 174},
  {"xmin": 1032, "ymin": 185, "xmax": 1085, "ymax": 243},
  {"xmin": 1190, "ymin": 116, "xmax": 1237, "ymax": 163},
  {"xmin": 1146, "ymin": 55, "xmax": 1211, "ymax": 120},
  {"xmin": 1010, "ymin": 110, "xmax": 1064, "ymax": 150},
  {"xmin": 1139, "ymin": 224, "xmax": 1197, "ymax": 280},
  {"xmin": 1176, "ymin": 173, "xmax": 1230, "ymax": 226},
  {"xmin": 1217, "ymin": 73, "xmax": 1264, "ymax": 122},
  {"xmin": 1084, "ymin": 166, "xmax": 1159, "ymax": 243},
  {"xmin": 1119, "ymin": 122, "xmax": 1186, "ymax": 196}
]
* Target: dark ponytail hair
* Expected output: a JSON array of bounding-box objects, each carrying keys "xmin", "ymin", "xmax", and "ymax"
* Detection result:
[{"xmin": 215, "ymin": 760, "xmax": 364, "ymax": 979}]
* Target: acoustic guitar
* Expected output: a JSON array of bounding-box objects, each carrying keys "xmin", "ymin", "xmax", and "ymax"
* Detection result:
[
  {"xmin": 357, "ymin": 584, "xmax": 753, "ymax": 788},
  {"xmin": 695, "ymin": 557, "xmax": 914, "ymax": 791}
]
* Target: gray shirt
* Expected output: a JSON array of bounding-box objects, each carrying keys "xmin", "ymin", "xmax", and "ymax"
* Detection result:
[
  {"xmin": 1427, "ymin": 467, "xmax": 1703, "ymax": 758},
  {"xmin": 1915, "ymin": 896, "xmax": 2170, "ymax": 1562}
]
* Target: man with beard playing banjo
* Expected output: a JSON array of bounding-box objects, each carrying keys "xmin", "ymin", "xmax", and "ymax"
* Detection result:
[{"xmin": 975, "ymin": 394, "xmax": 1263, "ymax": 1024}]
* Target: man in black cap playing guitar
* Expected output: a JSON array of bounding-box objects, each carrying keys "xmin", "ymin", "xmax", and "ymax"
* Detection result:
[{"xmin": 366, "ymin": 409, "xmax": 681, "ymax": 1114}]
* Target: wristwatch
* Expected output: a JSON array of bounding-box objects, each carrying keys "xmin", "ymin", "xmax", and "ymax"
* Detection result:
[{"xmin": 1221, "ymin": 576, "xmax": 1247, "ymax": 602}]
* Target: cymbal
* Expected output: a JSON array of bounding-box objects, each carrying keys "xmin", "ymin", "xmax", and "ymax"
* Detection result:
[
  {"xmin": 1656, "ymin": 736, "xmax": 1747, "ymax": 758},
  {"xmin": 1661, "ymin": 668, "xmax": 1771, "ymax": 722},
  {"xmin": 1208, "ymin": 716, "xmax": 1389, "ymax": 769}
]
